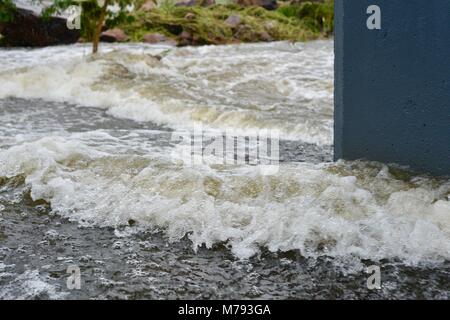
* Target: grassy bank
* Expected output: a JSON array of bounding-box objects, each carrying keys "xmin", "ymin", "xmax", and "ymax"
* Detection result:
[
  {"xmin": 117, "ymin": 1, "xmax": 334, "ymax": 45},
  {"xmin": 0, "ymin": 0, "xmax": 334, "ymax": 47}
]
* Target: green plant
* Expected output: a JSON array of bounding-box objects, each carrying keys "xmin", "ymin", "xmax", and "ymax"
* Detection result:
[
  {"xmin": 120, "ymin": 4, "xmax": 331, "ymax": 45},
  {"xmin": 0, "ymin": 0, "xmax": 16, "ymax": 23},
  {"xmin": 157, "ymin": 0, "xmax": 176, "ymax": 15},
  {"xmin": 215, "ymin": 0, "xmax": 235, "ymax": 5},
  {"xmin": 277, "ymin": 0, "xmax": 334, "ymax": 35}
]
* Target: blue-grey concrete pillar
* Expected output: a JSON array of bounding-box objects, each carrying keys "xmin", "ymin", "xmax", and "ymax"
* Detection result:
[{"xmin": 334, "ymin": 0, "xmax": 450, "ymax": 176}]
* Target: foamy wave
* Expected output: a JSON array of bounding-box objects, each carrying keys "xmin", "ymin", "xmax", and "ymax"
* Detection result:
[
  {"xmin": 1, "ymin": 135, "xmax": 449, "ymax": 264},
  {"xmin": 0, "ymin": 42, "xmax": 333, "ymax": 145},
  {"xmin": 0, "ymin": 270, "xmax": 68, "ymax": 300}
]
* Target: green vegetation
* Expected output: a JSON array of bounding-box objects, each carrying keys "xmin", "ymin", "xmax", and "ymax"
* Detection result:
[
  {"xmin": 156, "ymin": 0, "xmax": 177, "ymax": 15},
  {"xmin": 1, "ymin": 0, "xmax": 334, "ymax": 49},
  {"xmin": 0, "ymin": 0, "xmax": 16, "ymax": 23},
  {"xmin": 277, "ymin": 0, "xmax": 334, "ymax": 35},
  {"xmin": 119, "ymin": 1, "xmax": 334, "ymax": 45}
]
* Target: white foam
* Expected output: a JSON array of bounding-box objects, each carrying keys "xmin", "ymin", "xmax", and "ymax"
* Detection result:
[
  {"xmin": 1, "ymin": 135, "xmax": 449, "ymax": 265},
  {"xmin": 2, "ymin": 41, "xmax": 449, "ymax": 266},
  {"xmin": 0, "ymin": 270, "xmax": 68, "ymax": 300},
  {"xmin": 0, "ymin": 41, "xmax": 334, "ymax": 145}
]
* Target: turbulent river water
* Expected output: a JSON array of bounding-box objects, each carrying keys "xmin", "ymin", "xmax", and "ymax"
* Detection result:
[{"xmin": 0, "ymin": 40, "xmax": 449, "ymax": 299}]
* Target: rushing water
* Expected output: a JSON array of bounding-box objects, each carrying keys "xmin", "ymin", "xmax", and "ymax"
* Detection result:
[{"xmin": 0, "ymin": 41, "xmax": 449, "ymax": 299}]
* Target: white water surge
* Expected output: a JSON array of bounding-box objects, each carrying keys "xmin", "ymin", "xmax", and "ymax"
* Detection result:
[
  {"xmin": 0, "ymin": 41, "xmax": 333, "ymax": 144},
  {"xmin": 1, "ymin": 41, "xmax": 449, "ymax": 266}
]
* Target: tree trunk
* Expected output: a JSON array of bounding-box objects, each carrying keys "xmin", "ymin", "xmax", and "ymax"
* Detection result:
[{"xmin": 92, "ymin": 0, "xmax": 110, "ymax": 54}]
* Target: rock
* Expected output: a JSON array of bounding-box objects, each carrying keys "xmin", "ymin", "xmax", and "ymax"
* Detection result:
[
  {"xmin": 179, "ymin": 31, "xmax": 192, "ymax": 40},
  {"xmin": 178, "ymin": 31, "xmax": 193, "ymax": 46},
  {"xmin": 176, "ymin": 0, "xmax": 215, "ymax": 6},
  {"xmin": 100, "ymin": 28, "xmax": 129, "ymax": 43},
  {"xmin": 258, "ymin": 31, "xmax": 273, "ymax": 42},
  {"xmin": 0, "ymin": 8, "xmax": 80, "ymax": 47},
  {"xmin": 236, "ymin": 0, "xmax": 278, "ymax": 10},
  {"xmin": 164, "ymin": 39, "xmax": 178, "ymax": 46},
  {"xmin": 175, "ymin": 0, "xmax": 197, "ymax": 7},
  {"xmin": 139, "ymin": 0, "xmax": 156, "ymax": 11},
  {"xmin": 143, "ymin": 32, "xmax": 168, "ymax": 43},
  {"xmin": 224, "ymin": 15, "xmax": 241, "ymax": 28},
  {"xmin": 143, "ymin": 32, "xmax": 177, "ymax": 46}
]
